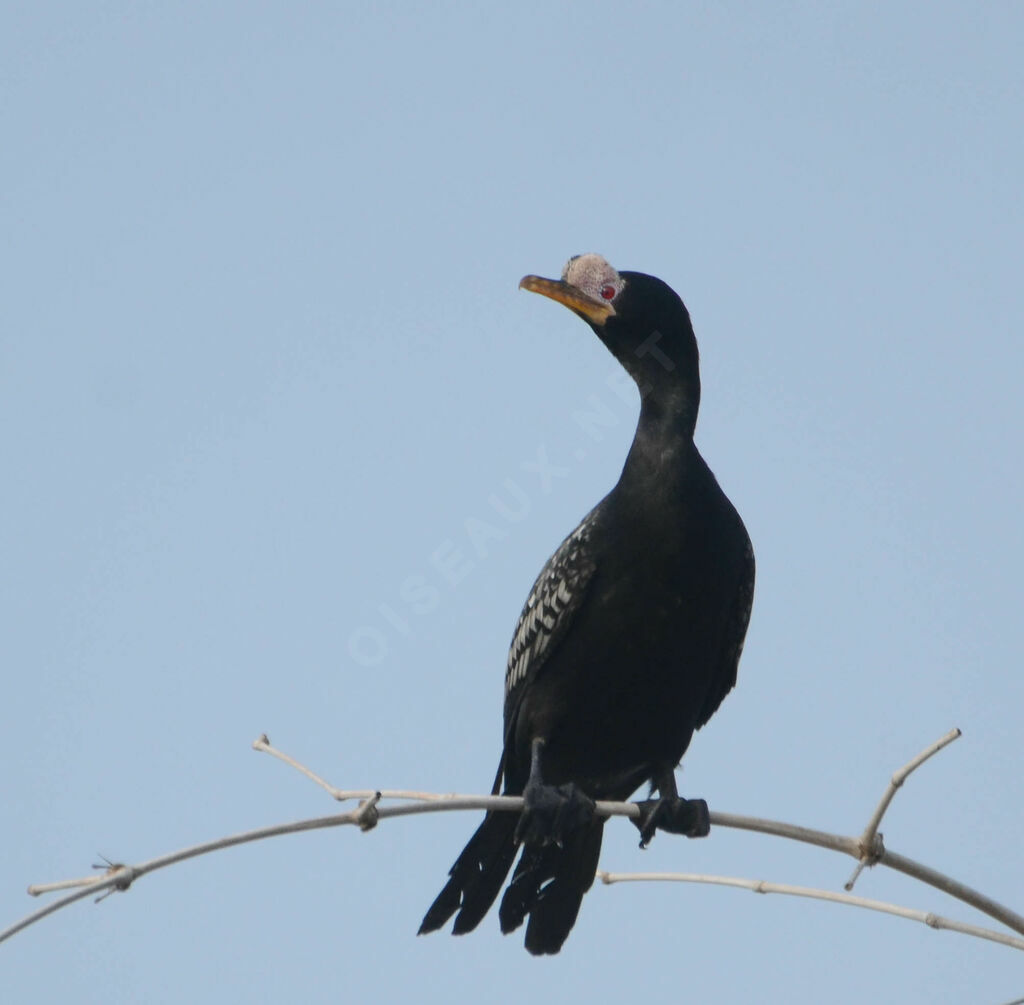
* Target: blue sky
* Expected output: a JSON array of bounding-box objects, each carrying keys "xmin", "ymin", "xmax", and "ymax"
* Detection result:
[{"xmin": 2, "ymin": 3, "xmax": 1022, "ymax": 1002}]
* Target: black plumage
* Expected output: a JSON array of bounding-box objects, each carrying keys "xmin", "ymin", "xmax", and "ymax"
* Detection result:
[{"xmin": 419, "ymin": 253, "xmax": 755, "ymax": 954}]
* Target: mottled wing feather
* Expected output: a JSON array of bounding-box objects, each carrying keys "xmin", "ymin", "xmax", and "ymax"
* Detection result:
[
  {"xmin": 504, "ymin": 510, "xmax": 600, "ymax": 704},
  {"xmin": 695, "ymin": 532, "xmax": 755, "ymax": 730}
]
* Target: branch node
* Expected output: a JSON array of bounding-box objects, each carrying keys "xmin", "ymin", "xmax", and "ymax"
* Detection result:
[
  {"xmin": 863, "ymin": 830, "xmax": 885, "ymax": 864},
  {"xmin": 355, "ymin": 792, "xmax": 382, "ymax": 832},
  {"xmin": 845, "ymin": 831, "xmax": 885, "ymax": 890},
  {"xmin": 95, "ymin": 866, "xmax": 138, "ymax": 903}
]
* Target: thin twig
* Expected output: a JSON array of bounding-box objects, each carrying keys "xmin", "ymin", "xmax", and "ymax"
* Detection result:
[
  {"xmin": 253, "ymin": 734, "xmax": 347, "ymax": 799},
  {"xmin": 597, "ymin": 871, "xmax": 1024, "ymax": 953},
  {"xmin": 846, "ymin": 728, "xmax": 962, "ymax": 891},
  {"xmin": 253, "ymin": 734, "xmax": 509, "ymax": 803}
]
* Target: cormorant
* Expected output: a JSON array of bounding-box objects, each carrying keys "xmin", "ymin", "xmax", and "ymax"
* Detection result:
[{"xmin": 419, "ymin": 254, "xmax": 755, "ymax": 955}]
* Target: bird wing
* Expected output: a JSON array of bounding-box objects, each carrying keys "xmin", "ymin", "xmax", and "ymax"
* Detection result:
[
  {"xmin": 504, "ymin": 508, "xmax": 600, "ymax": 707},
  {"xmin": 695, "ymin": 530, "xmax": 755, "ymax": 730}
]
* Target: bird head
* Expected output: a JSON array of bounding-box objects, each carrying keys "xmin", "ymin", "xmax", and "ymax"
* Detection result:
[{"xmin": 520, "ymin": 254, "xmax": 700, "ymax": 426}]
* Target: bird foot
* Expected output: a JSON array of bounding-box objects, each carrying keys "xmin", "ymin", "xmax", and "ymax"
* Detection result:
[
  {"xmin": 514, "ymin": 779, "xmax": 595, "ymax": 848},
  {"xmin": 633, "ymin": 796, "xmax": 710, "ymax": 848}
]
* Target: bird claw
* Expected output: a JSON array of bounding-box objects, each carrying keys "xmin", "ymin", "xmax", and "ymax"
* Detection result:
[
  {"xmin": 514, "ymin": 780, "xmax": 595, "ymax": 847},
  {"xmin": 633, "ymin": 796, "xmax": 710, "ymax": 848}
]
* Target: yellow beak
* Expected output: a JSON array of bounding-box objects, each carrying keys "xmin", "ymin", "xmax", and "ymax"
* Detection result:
[{"xmin": 519, "ymin": 275, "xmax": 615, "ymax": 325}]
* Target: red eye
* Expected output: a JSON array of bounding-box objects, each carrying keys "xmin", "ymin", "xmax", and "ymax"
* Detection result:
[{"xmin": 600, "ymin": 284, "xmax": 616, "ymax": 300}]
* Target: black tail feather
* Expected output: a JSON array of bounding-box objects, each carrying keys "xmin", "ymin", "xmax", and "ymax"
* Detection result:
[
  {"xmin": 418, "ymin": 810, "xmax": 519, "ymax": 937},
  {"xmin": 498, "ymin": 843, "xmax": 550, "ymax": 935},
  {"xmin": 499, "ymin": 820, "xmax": 604, "ymax": 955}
]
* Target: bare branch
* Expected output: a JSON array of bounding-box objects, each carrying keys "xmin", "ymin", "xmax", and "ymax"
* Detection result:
[
  {"xmin": 252, "ymin": 734, "xmax": 642, "ymax": 820},
  {"xmin": 2, "ymin": 883, "xmax": 112, "ymax": 945},
  {"xmin": 877, "ymin": 849, "xmax": 1024, "ymax": 936},
  {"xmin": 6, "ymin": 727, "xmax": 1020, "ymax": 953},
  {"xmin": 597, "ymin": 871, "xmax": 1024, "ymax": 953},
  {"xmin": 709, "ymin": 811, "xmax": 859, "ymax": 857},
  {"xmin": 703, "ymin": 811, "xmax": 1024, "ymax": 937},
  {"xmin": 3, "ymin": 791, "xmax": 632, "ymax": 945},
  {"xmin": 245, "ymin": 731, "xmax": 1024, "ymax": 939},
  {"xmin": 846, "ymin": 728, "xmax": 962, "ymax": 891}
]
